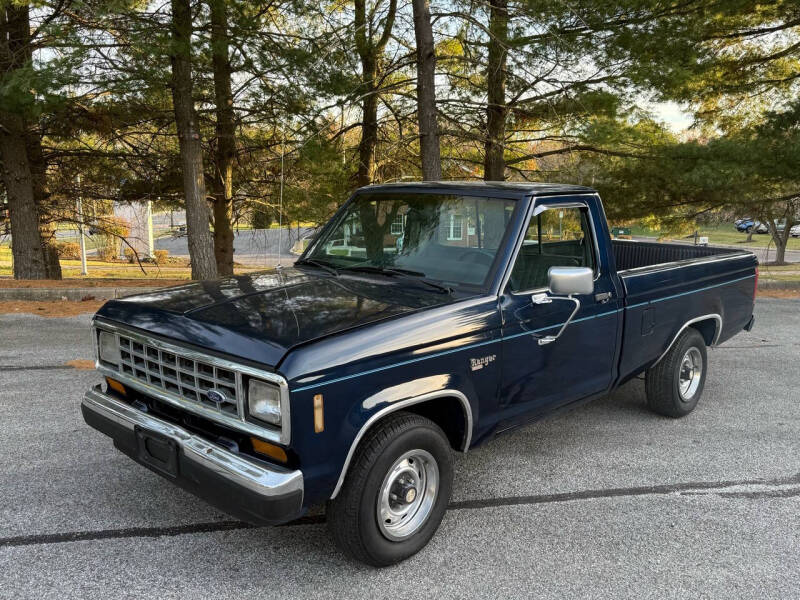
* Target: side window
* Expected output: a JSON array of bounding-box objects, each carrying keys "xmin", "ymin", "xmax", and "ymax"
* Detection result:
[{"xmin": 508, "ymin": 206, "xmax": 595, "ymax": 292}]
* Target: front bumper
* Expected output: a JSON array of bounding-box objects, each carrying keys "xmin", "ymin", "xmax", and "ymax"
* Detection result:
[{"xmin": 82, "ymin": 385, "xmax": 304, "ymax": 526}]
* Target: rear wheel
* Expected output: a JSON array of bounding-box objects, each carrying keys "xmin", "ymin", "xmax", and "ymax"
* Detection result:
[
  {"xmin": 645, "ymin": 328, "xmax": 708, "ymax": 418},
  {"xmin": 326, "ymin": 412, "xmax": 453, "ymax": 567}
]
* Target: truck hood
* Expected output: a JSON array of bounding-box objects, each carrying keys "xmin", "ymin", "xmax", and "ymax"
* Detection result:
[{"xmin": 96, "ymin": 267, "xmax": 451, "ymax": 368}]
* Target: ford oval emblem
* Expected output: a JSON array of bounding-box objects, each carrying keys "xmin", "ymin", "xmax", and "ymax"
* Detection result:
[{"xmin": 206, "ymin": 389, "xmax": 228, "ymax": 404}]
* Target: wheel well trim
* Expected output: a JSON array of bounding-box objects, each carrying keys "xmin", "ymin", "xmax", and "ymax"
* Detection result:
[
  {"xmin": 653, "ymin": 313, "xmax": 722, "ymax": 366},
  {"xmin": 329, "ymin": 389, "xmax": 473, "ymax": 499}
]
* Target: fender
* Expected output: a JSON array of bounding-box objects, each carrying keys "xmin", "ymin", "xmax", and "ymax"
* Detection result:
[
  {"xmin": 330, "ymin": 388, "xmax": 473, "ymax": 499},
  {"xmin": 653, "ymin": 313, "xmax": 722, "ymax": 365}
]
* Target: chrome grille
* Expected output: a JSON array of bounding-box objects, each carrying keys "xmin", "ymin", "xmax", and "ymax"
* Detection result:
[
  {"xmin": 116, "ymin": 334, "xmax": 240, "ymax": 417},
  {"xmin": 94, "ymin": 321, "xmax": 292, "ymax": 444}
]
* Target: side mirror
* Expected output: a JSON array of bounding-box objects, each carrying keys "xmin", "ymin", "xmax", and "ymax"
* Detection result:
[
  {"xmin": 530, "ymin": 267, "xmax": 594, "ymax": 346},
  {"xmin": 548, "ymin": 266, "xmax": 594, "ymax": 296}
]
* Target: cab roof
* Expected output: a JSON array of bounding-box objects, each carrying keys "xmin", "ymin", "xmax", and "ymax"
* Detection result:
[{"xmin": 359, "ymin": 181, "xmax": 596, "ymax": 197}]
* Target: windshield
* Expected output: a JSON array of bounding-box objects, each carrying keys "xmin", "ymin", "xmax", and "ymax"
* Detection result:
[{"xmin": 304, "ymin": 193, "xmax": 518, "ymax": 288}]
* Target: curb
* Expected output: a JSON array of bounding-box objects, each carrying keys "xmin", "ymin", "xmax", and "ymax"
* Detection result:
[{"xmin": 0, "ymin": 287, "xmax": 163, "ymax": 301}]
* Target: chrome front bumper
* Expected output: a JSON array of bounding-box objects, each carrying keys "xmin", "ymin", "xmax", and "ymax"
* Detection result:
[{"xmin": 82, "ymin": 385, "xmax": 304, "ymax": 525}]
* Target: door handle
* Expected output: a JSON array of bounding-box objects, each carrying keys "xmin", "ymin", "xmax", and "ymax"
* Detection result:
[{"xmin": 595, "ymin": 292, "xmax": 612, "ymax": 303}]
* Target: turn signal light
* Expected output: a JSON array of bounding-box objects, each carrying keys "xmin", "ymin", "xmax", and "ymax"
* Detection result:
[
  {"xmin": 251, "ymin": 438, "xmax": 288, "ymax": 463},
  {"xmin": 313, "ymin": 394, "xmax": 324, "ymax": 433},
  {"xmin": 106, "ymin": 377, "xmax": 126, "ymax": 396}
]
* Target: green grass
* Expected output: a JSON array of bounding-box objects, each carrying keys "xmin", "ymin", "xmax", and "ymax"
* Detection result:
[
  {"xmin": 0, "ymin": 242, "xmax": 262, "ymax": 279},
  {"xmin": 0, "ymin": 260, "xmax": 194, "ymax": 279},
  {"xmin": 757, "ymin": 264, "xmax": 800, "ymax": 282}
]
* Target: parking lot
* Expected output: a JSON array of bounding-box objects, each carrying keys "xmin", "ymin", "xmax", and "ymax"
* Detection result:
[{"xmin": 1, "ymin": 297, "xmax": 798, "ymax": 599}]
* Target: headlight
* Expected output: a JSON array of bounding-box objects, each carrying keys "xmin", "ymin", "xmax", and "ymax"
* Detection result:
[
  {"xmin": 248, "ymin": 378, "xmax": 282, "ymax": 425},
  {"xmin": 98, "ymin": 330, "xmax": 120, "ymax": 365}
]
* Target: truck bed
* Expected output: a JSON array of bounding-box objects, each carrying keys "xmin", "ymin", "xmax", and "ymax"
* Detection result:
[
  {"xmin": 612, "ymin": 239, "xmax": 757, "ymax": 385},
  {"xmin": 611, "ymin": 239, "xmax": 746, "ymax": 272}
]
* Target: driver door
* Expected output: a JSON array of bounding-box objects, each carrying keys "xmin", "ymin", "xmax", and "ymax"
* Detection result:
[{"xmin": 497, "ymin": 198, "xmax": 620, "ymax": 428}]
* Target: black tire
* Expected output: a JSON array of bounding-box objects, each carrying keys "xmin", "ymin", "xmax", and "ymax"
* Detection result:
[
  {"xmin": 645, "ymin": 328, "xmax": 708, "ymax": 418},
  {"xmin": 326, "ymin": 412, "xmax": 453, "ymax": 567},
  {"xmin": 745, "ymin": 225, "xmax": 753, "ymax": 233}
]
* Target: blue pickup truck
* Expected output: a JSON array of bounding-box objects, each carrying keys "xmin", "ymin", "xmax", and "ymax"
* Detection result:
[{"xmin": 82, "ymin": 182, "xmax": 757, "ymax": 566}]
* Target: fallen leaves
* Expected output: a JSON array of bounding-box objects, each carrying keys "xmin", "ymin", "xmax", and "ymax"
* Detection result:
[
  {"xmin": 0, "ymin": 300, "xmax": 106, "ymax": 317},
  {"xmin": 65, "ymin": 359, "xmax": 96, "ymax": 370}
]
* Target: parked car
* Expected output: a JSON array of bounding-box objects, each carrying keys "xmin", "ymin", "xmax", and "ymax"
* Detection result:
[
  {"xmin": 736, "ymin": 219, "xmax": 786, "ymax": 234},
  {"xmin": 735, "ymin": 218, "xmax": 765, "ymax": 233},
  {"xmin": 82, "ymin": 182, "xmax": 758, "ymax": 566},
  {"xmin": 790, "ymin": 224, "xmax": 800, "ymax": 238}
]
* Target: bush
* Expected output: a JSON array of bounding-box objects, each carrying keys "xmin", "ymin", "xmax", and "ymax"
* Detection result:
[
  {"xmin": 123, "ymin": 247, "xmax": 136, "ymax": 263},
  {"xmin": 251, "ymin": 207, "xmax": 274, "ymax": 230},
  {"xmin": 55, "ymin": 242, "xmax": 81, "ymax": 260},
  {"xmin": 153, "ymin": 249, "xmax": 169, "ymax": 265},
  {"xmin": 97, "ymin": 244, "xmax": 117, "ymax": 262}
]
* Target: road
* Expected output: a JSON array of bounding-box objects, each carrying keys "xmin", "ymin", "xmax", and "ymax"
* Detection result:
[
  {"xmin": 1, "ymin": 298, "xmax": 798, "ymax": 599},
  {"xmin": 49, "ymin": 226, "xmax": 315, "ymax": 266},
  {"xmin": 155, "ymin": 226, "xmax": 314, "ymax": 265}
]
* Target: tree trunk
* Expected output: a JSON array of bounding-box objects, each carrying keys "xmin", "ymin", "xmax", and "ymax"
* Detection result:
[
  {"xmin": 0, "ymin": 116, "xmax": 48, "ymax": 279},
  {"xmin": 356, "ymin": 72, "xmax": 379, "ymax": 188},
  {"xmin": 773, "ymin": 238, "xmax": 786, "ymax": 265},
  {"xmin": 412, "ymin": 0, "xmax": 442, "ymax": 181},
  {"xmin": 209, "ymin": 0, "xmax": 235, "ymax": 276},
  {"xmin": 769, "ymin": 219, "xmax": 791, "ymax": 265},
  {"xmin": 484, "ymin": 0, "xmax": 508, "ymax": 181},
  {"xmin": 170, "ymin": 0, "xmax": 218, "ymax": 280},
  {"xmin": 353, "ymin": 0, "xmax": 397, "ymax": 188},
  {"xmin": 0, "ymin": 4, "xmax": 60, "ymax": 279},
  {"xmin": 26, "ymin": 120, "xmax": 61, "ymax": 278}
]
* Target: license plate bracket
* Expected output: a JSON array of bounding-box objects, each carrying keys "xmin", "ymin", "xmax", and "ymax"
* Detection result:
[{"xmin": 135, "ymin": 426, "xmax": 179, "ymax": 478}]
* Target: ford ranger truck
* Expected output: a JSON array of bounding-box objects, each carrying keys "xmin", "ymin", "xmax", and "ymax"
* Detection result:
[{"xmin": 82, "ymin": 182, "xmax": 758, "ymax": 566}]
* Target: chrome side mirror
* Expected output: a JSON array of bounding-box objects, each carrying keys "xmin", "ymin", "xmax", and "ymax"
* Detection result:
[
  {"xmin": 530, "ymin": 267, "xmax": 594, "ymax": 345},
  {"xmin": 548, "ymin": 266, "xmax": 594, "ymax": 295}
]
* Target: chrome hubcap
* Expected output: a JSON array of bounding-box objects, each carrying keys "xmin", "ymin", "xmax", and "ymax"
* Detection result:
[
  {"xmin": 678, "ymin": 347, "xmax": 703, "ymax": 401},
  {"xmin": 377, "ymin": 449, "xmax": 439, "ymax": 541}
]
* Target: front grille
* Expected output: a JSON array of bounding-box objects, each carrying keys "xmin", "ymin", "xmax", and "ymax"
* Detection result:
[
  {"xmin": 94, "ymin": 322, "xmax": 291, "ymax": 444},
  {"xmin": 116, "ymin": 334, "xmax": 240, "ymax": 417}
]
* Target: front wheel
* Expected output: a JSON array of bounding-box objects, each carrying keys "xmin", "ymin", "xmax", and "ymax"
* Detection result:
[
  {"xmin": 326, "ymin": 412, "xmax": 453, "ymax": 567},
  {"xmin": 645, "ymin": 328, "xmax": 708, "ymax": 418}
]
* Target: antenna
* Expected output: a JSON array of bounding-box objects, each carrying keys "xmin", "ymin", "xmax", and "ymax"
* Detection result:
[{"xmin": 276, "ymin": 130, "xmax": 285, "ymax": 269}]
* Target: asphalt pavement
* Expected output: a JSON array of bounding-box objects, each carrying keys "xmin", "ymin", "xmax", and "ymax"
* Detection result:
[
  {"xmin": 155, "ymin": 226, "xmax": 314, "ymax": 265},
  {"xmin": 1, "ymin": 298, "xmax": 798, "ymax": 599}
]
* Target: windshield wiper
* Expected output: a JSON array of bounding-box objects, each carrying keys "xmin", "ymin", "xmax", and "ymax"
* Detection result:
[
  {"xmin": 343, "ymin": 264, "xmax": 453, "ymax": 294},
  {"xmin": 295, "ymin": 258, "xmax": 339, "ymax": 276}
]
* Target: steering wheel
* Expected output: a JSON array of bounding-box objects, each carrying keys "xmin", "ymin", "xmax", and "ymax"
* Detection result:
[{"xmin": 457, "ymin": 249, "xmax": 493, "ymax": 266}]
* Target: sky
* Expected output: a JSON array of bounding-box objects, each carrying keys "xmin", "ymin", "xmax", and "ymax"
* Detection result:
[{"xmin": 650, "ymin": 101, "xmax": 694, "ymax": 132}]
